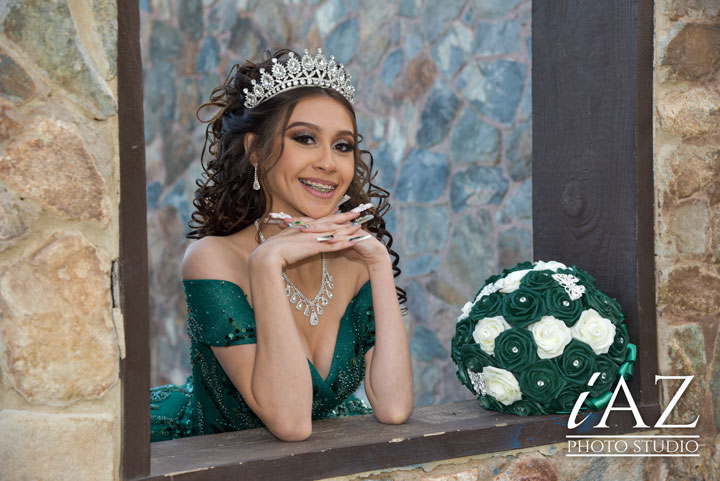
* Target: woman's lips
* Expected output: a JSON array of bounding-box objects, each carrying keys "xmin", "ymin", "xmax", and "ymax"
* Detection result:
[{"xmin": 299, "ymin": 179, "xmax": 336, "ymax": 199}]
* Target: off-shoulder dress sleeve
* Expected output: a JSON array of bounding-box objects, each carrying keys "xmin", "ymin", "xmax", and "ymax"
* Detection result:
[{"xmin": 183, "ymin": 279, "xmax": 257, "ymax": 347}]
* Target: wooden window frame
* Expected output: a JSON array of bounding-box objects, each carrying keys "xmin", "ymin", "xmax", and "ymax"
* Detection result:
[{"xmin": 117, "ymin": 0, "xmax": 659, "ymax": 479}]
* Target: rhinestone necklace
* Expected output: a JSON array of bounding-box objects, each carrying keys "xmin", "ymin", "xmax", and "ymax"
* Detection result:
[{"xmin": 254, "ymin": 219, "xmax": 334, "ymax": 326}]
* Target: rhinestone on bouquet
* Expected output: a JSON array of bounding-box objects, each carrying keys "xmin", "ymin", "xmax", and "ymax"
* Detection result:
[
  {"xmin": 468, "ymin": 370, "xmax": 487, "ymax": 396},
  {"xmin": 243, "ymin": 48, "xmax": 355, "ymax": 109}
]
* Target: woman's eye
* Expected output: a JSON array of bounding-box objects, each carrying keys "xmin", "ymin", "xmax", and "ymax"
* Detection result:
[
  {"xmin": 293, "ymin": 133, "xmax": 315, "ymax": 145},
  {"xmin": 334, "ymin": 141, "xmax": 354, "ymax": 152}
]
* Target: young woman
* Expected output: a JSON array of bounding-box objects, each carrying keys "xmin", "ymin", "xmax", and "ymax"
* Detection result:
[{"xmin": 150, "ymin": 49, "xmax": 413, "ymax": 442}]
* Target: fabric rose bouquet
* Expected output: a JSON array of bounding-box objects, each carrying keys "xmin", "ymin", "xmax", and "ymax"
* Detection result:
[{"xmin": 451, "ymin": 261, "xmax": 636, "ymax": 415}]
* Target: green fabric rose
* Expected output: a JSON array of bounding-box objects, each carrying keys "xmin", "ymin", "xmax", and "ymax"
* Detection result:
[
  {"xmin": 584, "ymin": 290, "xmax": 625, "ymax": 324},
  {"xmin": 551, "ymin": 384, "xmax": 584, "ymax": 412},
  {"xmin": 571, "ymin": 265, "xmax": 596, "ymax": 287},
  {"xmin": 461, "ymin": 344, "xmax": 498, "ymax": 372},
  {"xmin": 589, "ymin": 355, "xmax": 619, "ymax": 397},
  {"xmin": 508, "ymin": 399, "xmax": 547, "ymax": 416},
  {"xmin": 545, "ymin": 287, "xmax": 583, "ymax": 326},
  {"xmin": 519, "ymin": 359, "xmax": 566, "ymax": 403},
  {"xmin": 556, "ymin": 339, "xmax": 597, "ymax": 385},
  {"xmin": 469, "ymin": 292, "xmax": 503, "ymax": 320},
  {"xmin": 494, "ymin": 328, "xmax": 538, "ymax": 372},
  {"xmin": 501, "ymin": 288, "xmax": 546, "ymax": 327},
  {"xmin": 521, "ymin": 270, "xmax": 557, "ymax": 290},
  {"xmin": 607, "ymin": 324, "xmax": 630, "ymax": 365},
  {"xmin": 451, "ymin": 317, "xmax": 475, "ymax": 364},
  {"xmin": 478, "ymin": 394, "xmax": 505, "ymax": 412}
]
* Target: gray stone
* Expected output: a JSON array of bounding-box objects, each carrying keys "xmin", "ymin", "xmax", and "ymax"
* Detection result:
[
  {"xmin": 395, "ymin": 149, "xmax": 449, "ymax": 202},
  {"xmin": 163, "ymin": 130, "xmax": 197, "ymax": 188},
  {"xmin": 421, "ymin": 0, "xmax": 465, "ymax": 42},
  {"xmin": 519, "ymin": 81, "xmax": 531, "ymax": 119},
  {"xmin": 315, "ymin": 0, "xmax": 347, "ymax": 37},
  {"xmin": 403, "ymin": 254, "xmax": 441, "ymax": 277},
  {"xmin": 411, "ymin": 325, "xmax": 447, "ymax": 361},
  {"xmin": 475, "ymin": 19, "xmax": 523, "ymax": 56},
  {"xmin": 196, "ymin": 36, "xmax": 219, "ymax": 72},
  {"xmin": 498, "ymin": 227, "xmax": 531, "ymax": 268},
  {"xmin": 398, "ymin": 0, "xmax": 421, "ymax": 17},
  {"xmin": 229, "ymin": 17, "xmax": 264, "ymax": 62},
  {"xmin": 450, "ymin": 165, "xmax": 508, "ymax": 211},
  {"xmin": 416, "ymin": 85, "xmax": 461, "ymax": 149},
  {"xmin": 200, "ymin": 72, "xmax": 221, "ymax": 105},
  {"xmin": 449, "ymin": 107, "xmax": 501, "ymax": 164},
  {"xmin": 405, "ymin": 280, "xmax": 428, "ymax": 325},
  {"xmin": 419, "ymin": 361, "xmax": 444, "ymax": 402},
  {"xmin": 381, "ymin": 48, "xmax": 404, "ymax": 86},
  {"xmin": 91, "ymin": 0, "xmax": 117, "ymax": 79},
  {"xmin": 255, "ymin": 0, "xmax": 289, "ymax": 44},
  {"xmin": 0, "ymin": 49, "xmax": 35, "ymax": 105},
  {"xmin": 403, "ymin": 22, "xmax": 424, "ymax": 59},
  {"xmin": 496, "ymin": 179, "xmax": 532, "ymax": 224},
  {"xmin": 325, "ymin": 18, "xmax": 359, "ymax": 65},
  {"xmin": 372, "ymin": 142, "xmax": 396, "ymax": 190},
  {"xmin": 3, "ymin": 1, "xmax": 117, "ymax": 119},
  {"xmin": 384, "ymin": 205, "xmax": 397, "ymax": 235},
  {"xmin": 178, "ymin": 78, "xmax": 201, "ymax": 131},
  {"xmin": 150, "ymin": 20, "xmax": 184, "ymax": 62},
  {"xmin": 463, "ymin": 5, "xmax": 477, "ymax": 26},
  {"xmin": 355, "ymin": 22, "xmax": 393, "ymax": 73},
  {"xmin": 179, "ymin": 0, "xmax": 204, "ymax": 39},
  {"xmin": 711, "ymin": 330, "xmax": 720, "ymax": 430},
  {"xmin": 446, "ymin": 211, "xmax": 495, "ymax": 288},
  {"xmin": 358, "ymin": 0, "xmax": 392, "ymax": 39},
  {"xmin": 147, "ymin": 181, "xmax": 163, "ymax": 211},
  {"xmin": 0, "ymin": 190, "xmax": 37, "ymax": 252},
  {"xmin": 469, "ymin": 0, "xmax": 524, "ymax": 18},
  {"xmin": 399, "ymin": 204, "xmax": 451, "ymax": 255},
  {"xmin": 208, "ymin": 0, "xmax": 239, "ymax": 33},
  {"xmin": 143, "ymin": 62, "xmax": 177, "ymax": 143},
  {"xmin": 457, "ymin": 59, "xmax": 526, "ymax": 124},
  {"xmin": 505, "ymin": 122, "xmax": 532, "ymax": 181},
  {"xmin": 432, "ymin": 23, "xmax": 474, "ymax": 78}
]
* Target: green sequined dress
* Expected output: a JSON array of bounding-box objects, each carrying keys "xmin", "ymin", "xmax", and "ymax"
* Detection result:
[{"xmin": 150, "ymin": 279, "xmax": 376, "ymax": 442}]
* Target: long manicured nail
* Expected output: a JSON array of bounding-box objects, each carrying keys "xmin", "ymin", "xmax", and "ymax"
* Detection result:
[
  {"xmin": 350, "ymin": 202, "xmax": 373, "ymax": 214},
  {"xmin": 264, "ymin": 219, "xmax": 286, "ymax": 225},
  {"xmin": 287, "ymin": 221, "xmax": 309, "ymax": 228},
  {"xmin": 352, "ymin": 214, "xmax": 374, "ymax": 225},
  {"xmin": 269, "ymin": 212, "xmax": 292, "ymax": 219},
  {"xmin": 338, "ymin": 194, "xmax": 351, "ymax": 206},
  {"xmin": 349, "ymin": 234, "xmax": 372, "ymax": 242},
  {"xmin": 316, "ymin": 234, "xmax": 334, "ymax": 242}
]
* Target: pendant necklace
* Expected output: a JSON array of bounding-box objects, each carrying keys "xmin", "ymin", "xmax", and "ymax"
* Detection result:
[{"xmin": 254, "ymin": 219, "xmax": 334, "ymax": 326}]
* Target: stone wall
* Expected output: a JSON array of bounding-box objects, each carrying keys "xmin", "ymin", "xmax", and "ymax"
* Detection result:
[
  {"xmin": 315, "ymin": 0, "xmax": 720, "ymax": 479},
  {"xmin": 0, "ymin": 1, "xmax": 121, "ymax": 480},
  {"xmin": 141, "ymin": 0, "xmax": 533, "ymax": 406}
]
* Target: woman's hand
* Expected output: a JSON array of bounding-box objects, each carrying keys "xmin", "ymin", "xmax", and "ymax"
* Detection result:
[{"xmin": 250, "ymin": 211, "xmax": 364, "ymax": 269}]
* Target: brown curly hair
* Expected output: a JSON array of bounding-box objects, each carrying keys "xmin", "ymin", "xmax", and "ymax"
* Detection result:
[{"xmin": 189, "ymin": 49, "xmax": 406, "ymax": 305}]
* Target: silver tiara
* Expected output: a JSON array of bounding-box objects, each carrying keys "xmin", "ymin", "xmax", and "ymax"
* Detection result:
[{"xmin": 242, "ymin": 48, "xmax": 355, "ymax": 109}]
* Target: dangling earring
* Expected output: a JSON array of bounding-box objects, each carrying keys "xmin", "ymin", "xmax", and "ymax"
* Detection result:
[{"xmin": 253, "ymin": 165, "xmax": 261, "ymax": 191}]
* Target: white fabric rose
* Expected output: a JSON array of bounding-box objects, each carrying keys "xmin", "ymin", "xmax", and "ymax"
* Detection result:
[
  {"xmin": 533, "ymin": 260, "xmax": 568, "ymax": 272},
  {"xmin": 482, "ymin": 366, "xmax": 523, "ymax": 405},
  {"xmin": 458, "ymin": 301, "xmax": 473, "ymax": 322},
  {"xmin": 571, "ymin": 309, "xmax": 617, "ymax": 354},
  {"xmin": 472, "ymin": 316, "xmax": 511, "ymax": 355},
  {"xmin": 499, "ymin": 269, "xmax": 532, "ymax": 293},
  {"xmin": 528, "ymin": 316, "xmax": 573, "ymax": 359}
]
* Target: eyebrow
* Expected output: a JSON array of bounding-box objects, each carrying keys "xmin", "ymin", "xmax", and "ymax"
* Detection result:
[{"xmin": 286, "ymin": 121, "xmax": 354, "ymax": 138}]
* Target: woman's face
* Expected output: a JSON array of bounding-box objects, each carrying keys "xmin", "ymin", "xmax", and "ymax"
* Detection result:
[{"xmin": 263, "ymin": 95, "xmax": 356, "ymax": 219}]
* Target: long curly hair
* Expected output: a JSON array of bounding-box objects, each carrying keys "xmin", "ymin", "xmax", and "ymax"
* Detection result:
[{"xmin": 189, "ymin": 49, "xmax": 406, "ymax": 305}]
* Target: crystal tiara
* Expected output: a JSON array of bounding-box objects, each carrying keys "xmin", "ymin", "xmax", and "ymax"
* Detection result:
[{"xmin": 242, "ymin": 48, "xmax": 355, "ymax": 109}]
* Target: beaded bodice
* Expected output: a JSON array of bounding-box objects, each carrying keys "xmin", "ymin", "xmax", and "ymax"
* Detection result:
[{"xmin": 183, "ymin": 279, "xmax": 375, "ymax": 436}]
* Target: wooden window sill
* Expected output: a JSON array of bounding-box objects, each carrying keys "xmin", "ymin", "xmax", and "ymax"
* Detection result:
[{"xmin": 147, "ymin": 400, "xmax": 660, "ymax": 481}]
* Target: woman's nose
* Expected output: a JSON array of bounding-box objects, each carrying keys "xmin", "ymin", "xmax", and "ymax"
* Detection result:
[{"xmin": 314, "ymin": 143, "xmax": 337, "ymax": 172}]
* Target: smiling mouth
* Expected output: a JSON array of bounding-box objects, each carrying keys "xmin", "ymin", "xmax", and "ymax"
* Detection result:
[{"xmin": 299, "ymin": 179, "xmax": 337, "ymax": 194}]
